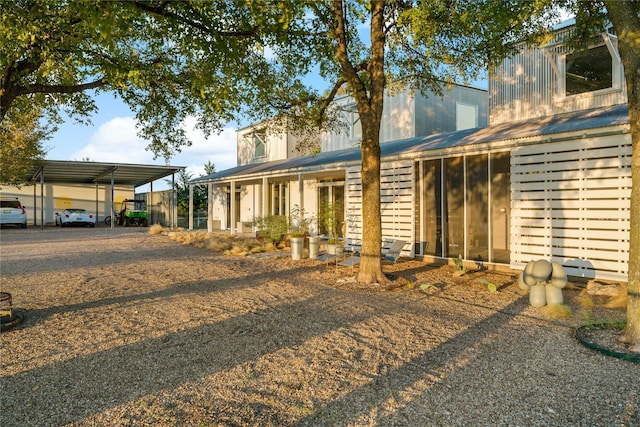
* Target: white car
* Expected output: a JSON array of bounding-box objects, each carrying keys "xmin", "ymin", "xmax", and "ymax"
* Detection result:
[
  {"xmin": 0, "ymin": 197, "xmax": 27, "ymax": 228},
  {"xmin": 56, "ymin": 209, "xmax": 97, "ymax": 227}
]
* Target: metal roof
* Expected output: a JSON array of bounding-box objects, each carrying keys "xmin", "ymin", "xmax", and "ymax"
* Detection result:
[
  {"xmin": 192, "ymin": 104, "xmax": 630, "ymax": 184},
  {"xmin": 25, "ymin": 160, "xmax": 184, "ymax": 188}
]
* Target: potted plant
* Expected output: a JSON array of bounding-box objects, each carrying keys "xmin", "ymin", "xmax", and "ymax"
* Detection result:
[
  {"xmin": 319, "ymin": 201, "xmax": 343, "ymax": 255},
  {"xmin": 251, "ymin": 214, "xmax": 288, "ymax": 248},
  {"xmin": 289, "ymin": 205, "xmax": 313, "ymax": 260}
]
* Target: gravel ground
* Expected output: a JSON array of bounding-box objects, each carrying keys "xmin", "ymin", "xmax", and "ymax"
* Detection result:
[{"xmin": 0, "ymin": 226, "xmax": 638, "ymax": 426}]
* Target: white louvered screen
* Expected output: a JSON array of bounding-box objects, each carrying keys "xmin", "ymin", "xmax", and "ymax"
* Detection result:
[
  {"xmin": 511, "ymin": 134, "xmax": 631, "ymax": 280},
  {"xmin": 345, "ymin": 160, "xmax": 415, "ymax": 257}
]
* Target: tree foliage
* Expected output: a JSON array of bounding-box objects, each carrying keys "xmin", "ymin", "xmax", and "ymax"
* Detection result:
[
  {"xmin": 168, "ymin": 165, "xmax": 216, "ymax": 218},
  {"xmin": 1, "ymin": 0, "xmax": 313, "ymax": 182}
]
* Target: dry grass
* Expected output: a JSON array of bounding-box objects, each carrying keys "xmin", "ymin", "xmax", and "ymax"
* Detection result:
[
  {"xmin": 543, "ymin": 303, "xmax": 573, "ymax": 319},
  {"xmin": 148, "ymin": 223, "xmax": 164, "ymax": 235},
  {"xmin": 604, "ymin": 282, "xmax": 628, "ymax": 309},
  {"xmin": 154, "ymin": 228, "xmax": 277, "ymax": 256}
]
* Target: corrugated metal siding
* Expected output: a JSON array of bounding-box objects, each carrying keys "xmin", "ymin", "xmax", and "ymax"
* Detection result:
[
  {"xmin": 490, "ymin": 46, "xmax": 555, "ymax": 124},
  {"xmin": 490, "ymin": 27, "xmax": 627, "ymax": 125},
  {"xmin": 416, "ymin": 85, "xmax": 488, "ymax": 135},
  {"xmin": 510, "ymin": 134, "xmax": 631, "ymax": 280},
  {"xmin": 345, "ymin": 160, "xmax": 414, "ymax": 256}
]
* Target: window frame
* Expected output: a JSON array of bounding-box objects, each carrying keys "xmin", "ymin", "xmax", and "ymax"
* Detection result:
[
  {"xmin": 556, "ymin": 32, "xmax": 622, "ymax": 101},
  {"xmin": 252, "ymin": 133, "xmax": 266, "ymax": 160}
]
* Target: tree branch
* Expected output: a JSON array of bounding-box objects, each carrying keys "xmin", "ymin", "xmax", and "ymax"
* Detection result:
[
  {"xmin": 132, "ymin": 0, "xmax": 259, "ymax": 38},
  {"xmin": 15, "ymin": 78, "xmax": 107, "ymax": 97}
]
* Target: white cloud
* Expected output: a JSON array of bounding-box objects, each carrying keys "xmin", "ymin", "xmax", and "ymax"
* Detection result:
[
  {"xmin": 69, "ymin": 116, "xmax": 238, "ymax": 177},
  {"xmin": 69, "ymin": 117, "xmax": 152, "ymax": 164}
]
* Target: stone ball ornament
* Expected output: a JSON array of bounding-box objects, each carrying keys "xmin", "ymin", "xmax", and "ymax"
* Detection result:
[{"xmin": 517, "ymin": 259, "xmax": 568, "ymax": 307}]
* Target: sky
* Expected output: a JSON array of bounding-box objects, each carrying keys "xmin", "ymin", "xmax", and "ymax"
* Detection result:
[{"xmin": 44, "ymin": 92, "xmax": 240, "ymax": 192}]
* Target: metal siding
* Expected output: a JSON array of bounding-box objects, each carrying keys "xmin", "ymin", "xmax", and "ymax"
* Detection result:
[{"xmin": 491, "ymin": 29, "xmax": 627, "ymax": 125}]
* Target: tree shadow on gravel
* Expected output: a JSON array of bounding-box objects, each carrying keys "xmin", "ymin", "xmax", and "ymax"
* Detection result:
[
  {"xmin": 0, "ymin": 288, "xmax": 391, "ymax": 426},
  {"xmin": 292, "ymin": 295, "xmax": 532, "ymax": 426},
  {"xmin": 12, "ymin": 262, "xmax": 329, "ymax": 329}
]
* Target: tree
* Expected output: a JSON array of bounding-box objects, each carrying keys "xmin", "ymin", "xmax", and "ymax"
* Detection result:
[
  {"xmin": 203, "ymin": 160, "xmax": 216, "ymax": 176},
  {"xmin": 167, "ymin": 168, "xmax": 211, "ymax": 218},
  {"xmin": 268, "ymin": 1, "xmax": 553, "ymax": 284},
  {"xmin": 0, "ymin": 99, "xmax": 48, "ymax": 186},
  {"xmin": 558, "ymin": 0, "xmax": 640, "ymax": 349},
  {"xmin": 0, "ymin": 0, "xmax": 293, "ymax": 183}
]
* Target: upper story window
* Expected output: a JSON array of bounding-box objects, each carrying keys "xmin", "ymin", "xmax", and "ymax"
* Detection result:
[
  {"xmin": 565, "ymin": 45, "xmax": 613, "ymax": 95},
  {"xmin": 350, "ymin": 110, "xmax": 362, "ymax": 142},
  {"xmin": 253, "ymin": 133, "xmax": 266, "ymax": 159},
  {"xmin": 554, "ymin": 30, "xmax": 622, "ymax": 99},
  {"xmin": 456, "ymin": 102, "xmax": 478, "ymax": 130}
]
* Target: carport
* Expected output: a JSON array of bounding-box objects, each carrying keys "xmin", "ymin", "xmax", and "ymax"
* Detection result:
[{"xmin": 22, "ymin": 160, "xmax": 184, "ymax": 229}]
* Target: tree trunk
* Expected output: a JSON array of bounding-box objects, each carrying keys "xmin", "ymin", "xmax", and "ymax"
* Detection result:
[
  {"xmin": 357, "ymin": 125, "xmax": 385, "ymax": 284},
  {"xmin": 331, "ymin": 0, "xmax": 387, "ymax": 284},
  {"xmin": 604, "ymin": 1, "xmax": 640, "ymax": 348}
]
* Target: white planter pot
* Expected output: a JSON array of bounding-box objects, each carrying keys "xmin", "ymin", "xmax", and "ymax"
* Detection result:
[
  {"xmin": 327, "ymin": 243, "xmax": 344, "ymax": 255},
  {"xmin": 308, "ymin": 236, "xmax": 321, "ymax": 259},
  {"xmin": 290, "ymin": 237, "xmax": 305, "ymax": 260}
]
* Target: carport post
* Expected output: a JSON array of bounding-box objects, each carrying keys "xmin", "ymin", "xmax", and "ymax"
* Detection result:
[
  {"xmin": 95, "ymin": 181, "xmax": 99, "ymax": 225},
  {"xmin": 188, "ymin": 184, "xmax": 194, "ymax": 230},
  {"xmin": 40, "ymin": 172, "xmax": 44, "ymax": 229},
  {"xmin": 171, "ymin": 173, "xmax": 176, "ymax": 228},
  {"xmin": 32, "ymin": 183, "xmax": 36, "ymax": 226},
  {"xmin": 111, "ymin": 170, "xmax": 115, "ymax": 229}
]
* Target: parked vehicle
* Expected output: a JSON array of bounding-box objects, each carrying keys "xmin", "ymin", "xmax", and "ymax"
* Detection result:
[
  {"xmin": 117, "ymin": 199, "xmax": 148, "ymax": 227},
  {"xmin": 55, "ymin": 209, "xmax": 96, "ymax": 227},
  {"xmin": 0, "ymin": 197, "xmax": 27, "ymax": 228}
]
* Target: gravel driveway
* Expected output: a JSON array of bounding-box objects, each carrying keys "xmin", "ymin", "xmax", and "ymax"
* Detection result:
[{"xmin": 1, "ymin": 227, "xmax": 638, "ymax": 426}]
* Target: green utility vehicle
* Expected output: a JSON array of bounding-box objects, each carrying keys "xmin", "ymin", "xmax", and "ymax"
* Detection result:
[{"xmin": 118, "ymin": 199, "xmax": 148, "ymax": 227}]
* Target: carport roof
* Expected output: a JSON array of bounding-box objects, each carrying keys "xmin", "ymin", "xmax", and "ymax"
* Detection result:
[{"xmin": 26, "ymin": 160, "xmax": 184, "ymax": 188}]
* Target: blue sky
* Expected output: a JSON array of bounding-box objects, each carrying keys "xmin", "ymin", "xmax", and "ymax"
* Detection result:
[{"xmin": 45, "ymin": 92, "xmax": 240, "ymax": 191}]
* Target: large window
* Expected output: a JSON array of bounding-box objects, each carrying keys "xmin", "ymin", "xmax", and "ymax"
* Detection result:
[
  {"xmin": 418, "ymin": 152, "xmax": 511, "ymax": 264},
  {"xmin": 422, "ymin": 160, "xmax": 443, "ymax": 256},
  {"xmin": 565, "ymin": 44, "xmax": 613, "ymax": 96},
  {"xmin": 466, "ymin": 154, "xmax": 489, "ymax": 262},
  {"xmin": 269, "ymin": 182, "xmax": 288, "ymax": 215}
]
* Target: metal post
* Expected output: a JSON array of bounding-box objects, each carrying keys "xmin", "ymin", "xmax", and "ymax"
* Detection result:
[
  {"xmin": 40, "ymin": 171, "xmax": 44, "ymax": 229},
  {"xmin": 111, "ymin": 170, "xmax": 115, "ymax": 229},
  {"xmin": 208, "ymin": 182, "xmax": 213, "ymax": 232},
  {"xmin": 95, "ymin": 181, "xmax": 99, "ymax": 225},
  {"xmin": 171, "ymin": 173, "xmax": 176, "ymax": 228},
  {"xmin": 32, "ymin": 181, "xmax": 36, "ymax": 226},
  {"xmin": 188, "ymin": 184, "xmax": 194, "ymax": 230}
]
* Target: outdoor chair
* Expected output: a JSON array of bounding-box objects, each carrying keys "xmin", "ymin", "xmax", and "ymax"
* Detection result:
[
  {"xmin": 337, "ymin": 238, "xmax": 362, "ymax": 271},
  {"xmin": 381, "ymin": 239, "xmax": 407, "ymax": 263}
]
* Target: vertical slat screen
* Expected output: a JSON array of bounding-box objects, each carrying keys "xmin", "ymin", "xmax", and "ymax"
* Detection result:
[
  {"xmin": 511, "ymin": 134, "xmax": 631, "ymax": 280},
  {"xmin": 345, "ymin": 160, "xmax": 415, "ymax": 257}
]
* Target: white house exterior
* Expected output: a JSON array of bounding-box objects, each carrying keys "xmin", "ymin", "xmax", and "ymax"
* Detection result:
[{"xmin": 193, "ymin": 21, "xmax": 631, "ymax": 281}]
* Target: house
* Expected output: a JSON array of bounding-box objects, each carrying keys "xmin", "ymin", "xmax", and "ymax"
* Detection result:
[
  {"xmin": 195, "ymin": 85, "xmax": 488, "ymax": 234},
  {"xmin": 192, "ymin": 20, "xmax": 631, "ymax": 281}
]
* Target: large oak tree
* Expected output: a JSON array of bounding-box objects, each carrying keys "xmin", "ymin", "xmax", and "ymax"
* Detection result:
[
  {"xmin": 1, "ymin": 0, "xmax": 301, "ymax": 163},
  {"xmin": 272, "ymin": 0, "xmax": 553, "ymax": 283},
  {"xmin": 559, "ymin": 0, "xmax": 640, "ymax": 349}
]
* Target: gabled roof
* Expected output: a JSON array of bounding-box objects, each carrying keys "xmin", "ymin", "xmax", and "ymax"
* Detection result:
[
  {"xmin": 191, "ymin": 104, "xmax": 630, "ymax": 184},
  {"xmin": 22, "ymin": 161, "xmax": 184, "ymax": 188}
]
